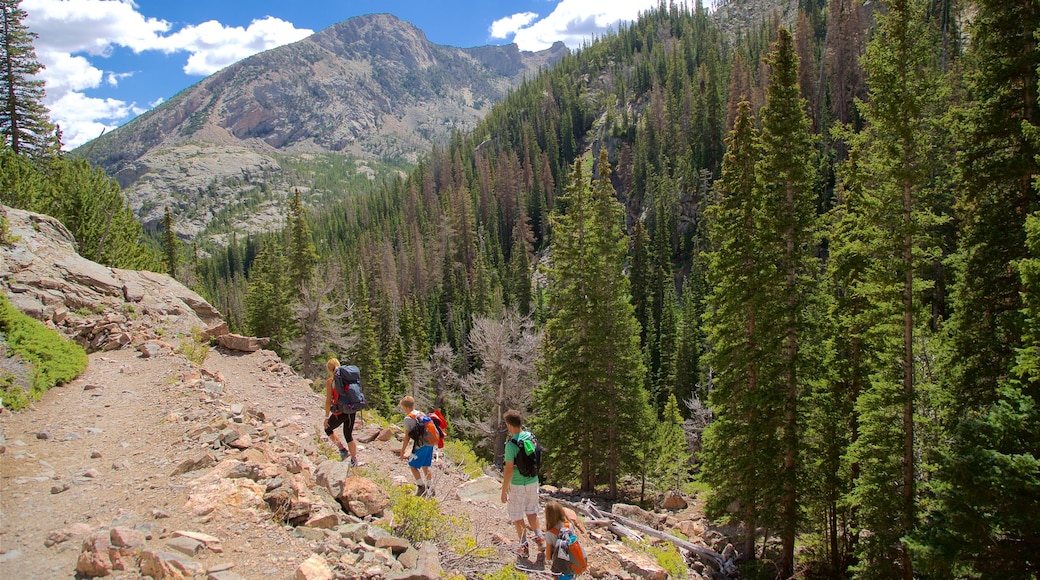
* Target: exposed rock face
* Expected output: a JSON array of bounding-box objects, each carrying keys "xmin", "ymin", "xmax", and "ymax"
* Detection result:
[
  {"xmin": 0, "ymin": 205, "xmax": 222, "ymax": 351},
  {"xmin": 77, "ymin": 14, "xmax": 568, "ymax": 237}
]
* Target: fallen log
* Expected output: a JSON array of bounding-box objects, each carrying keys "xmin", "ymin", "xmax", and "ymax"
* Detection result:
[{"xmin": 573, "ymin": 498, "xmax": 731, "ymax": 576}]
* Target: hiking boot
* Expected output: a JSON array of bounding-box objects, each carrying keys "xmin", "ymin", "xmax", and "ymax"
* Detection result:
[
  {"xmin": 339, "ymin": 448, "xmax": 349, "ymax": 461},
  {"xmin": 349, "ymin": 456, "xmax": 358, "ymax": 468},
  {"xmin": 415, "ymin": 485, "xmax": 426, "ymax": 496}
]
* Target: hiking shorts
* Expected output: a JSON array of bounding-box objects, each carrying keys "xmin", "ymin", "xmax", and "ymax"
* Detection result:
[
  {"xmin": 325, "ymin": 412, "xmax": 356, "ymax": 443},
  {"xmin": 408, "ymin": 444, "xmax": 434, "ymax": 469},
  {"xmin": 507, "ymin": 481, "xmax": 540, "ymax": 522}
]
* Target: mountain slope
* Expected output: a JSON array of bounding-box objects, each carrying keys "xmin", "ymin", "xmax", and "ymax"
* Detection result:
[{"xmin": 77, "ymin": 13, "xmax": 566, "ymax": 236}]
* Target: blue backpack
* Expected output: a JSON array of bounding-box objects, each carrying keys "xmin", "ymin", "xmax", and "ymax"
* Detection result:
[{"xmin": 331, "ymin": 365, "xmax": 366, "ymax": 413}]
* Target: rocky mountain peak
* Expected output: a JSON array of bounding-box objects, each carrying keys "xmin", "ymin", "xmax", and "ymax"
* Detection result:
[
  {"xmin": 311, "ymin": 13, "xmax": 440, "ymax": 69},
  {"xmin": 76, "ymin": 14, "xmax": 567, "ymax": 238}
]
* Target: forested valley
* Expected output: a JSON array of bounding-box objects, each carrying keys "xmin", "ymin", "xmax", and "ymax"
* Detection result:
[{"xmin": 4, "ymin": 0, "xmax": 1039, "ymax": 578}]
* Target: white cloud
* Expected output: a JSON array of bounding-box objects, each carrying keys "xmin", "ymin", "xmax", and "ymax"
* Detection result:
[
  {"xmin": 22, "ymin": 0, "xmax": 312, "ymax": 148},
  {"xmin": 499, "ymin": 0, "xmax": 679, "ymax": 51},
  {"xmin": 489, "ymin": 12, "xmax": 539, "ymax": 40},
  {"xmin": 48, "ymin": 90, "xmax": 134, "ymax": 147},
  {"xmin": 105, "ymin": 71, "xmax": 134, "ymax": 86},
  {"xmin": 162, "ymin": 17, "xmax": 313, "ymax": 75}
]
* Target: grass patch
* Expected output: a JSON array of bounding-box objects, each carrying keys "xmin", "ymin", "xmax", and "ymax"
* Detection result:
[
  {"xmin": 1, "ymin": 293, "xmax": 87, "ymax": 410},
  {"xmin": 644, "ymin": 540, "xmax": 689, "ymax": 579},
  {"xmin": 175, "ymin": 327, "xmax": 210, "ymax": 365},
  {"xmin": 313, "ymin": 426, "xmax": 341, "ymax": 461},
  {"xmin": 442, "ymin": 438, "xmax": 488, "ymax": 480}
]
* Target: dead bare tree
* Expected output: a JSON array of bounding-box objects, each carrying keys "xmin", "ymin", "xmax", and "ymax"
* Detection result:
[
  {"xmin": 457, "ymin": 309, "xmax": 542, "ymax": 465},
  {"xmin": 287, "ymin": 264, "xmax": 357, "ymax": 381}
]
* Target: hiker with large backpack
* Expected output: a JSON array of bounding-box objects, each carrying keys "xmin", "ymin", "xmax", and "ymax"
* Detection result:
[
  {"xmin": 398, "ymin": 396, "xmax": 439, "ymax": 497},
  {"xmin": 323, "ymin": 358, "xmax": 365, "ymax": 467},
  {"xmin": 501, "ymin": 409, "xmax": 545, "ymax": 562}
]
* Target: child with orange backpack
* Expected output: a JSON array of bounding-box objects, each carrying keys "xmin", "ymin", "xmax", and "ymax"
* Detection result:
[
  {"xmin": 543, "ymin": 501, "xmax": 588, "ymax": 578},
  {"xmin": 398, "ymin": 396, "xmax": 441, "ymax": 496}
]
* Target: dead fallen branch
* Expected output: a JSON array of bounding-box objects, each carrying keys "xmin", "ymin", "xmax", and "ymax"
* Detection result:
[{"xmin": 559, "ymin": 498, "xmax": 734, "ymax": 577}]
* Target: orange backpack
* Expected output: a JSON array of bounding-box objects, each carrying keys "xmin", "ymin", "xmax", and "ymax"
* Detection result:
[{"xmin": 549, "ymin": 523, "xmax": 587, "ymax": 575}]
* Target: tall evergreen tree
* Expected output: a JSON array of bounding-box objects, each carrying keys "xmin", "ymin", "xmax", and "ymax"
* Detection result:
[
  {"xmin": 244, "ymin": 237, "xmax": 291, "ymax": 351},
  {"xmin": 920, "ymin": 2, "xmax": 1040, "ymax": 575},
  {"xmin": 0, "ymin": 0, "xmax": 53, "ymax": 157},
  {"xmin": 652, "ymin": 393, "xmax": 690, "ymax": 493},
  {"xmin": 347, "ymin": 272, "xmax": 388, "ymax": 414},
  {"xmin": 836, "ymin": 1, "xmax": 946, "ymax": 577},
  {"xmin": 286, "ymin": 189, "xmax": 318, "ymax": 291},
  {"xmin": 702, "ymin": 100, "xmax": 774, "ymax": 561},
  {"xmin": 162, "ymin": 205, "xmax": 180, "ymax": 279},
  {"xmin": 537, "ymin": 150, "xmax": 652, "ymax": 496},
  {"xmin": 673, "ymin": 269, "xmax": 705, "ymax": 414},
  {"xmin": 756, "ymin": 28, "xmax": 824, "ymax": 577}
]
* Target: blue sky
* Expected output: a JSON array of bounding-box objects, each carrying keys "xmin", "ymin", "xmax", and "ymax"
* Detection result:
[{"xmin": 23, "ymin": 0, "xmax": 696, "ymax": 149}]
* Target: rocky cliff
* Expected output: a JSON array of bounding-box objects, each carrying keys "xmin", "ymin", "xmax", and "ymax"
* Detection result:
[{"xmin": 1, "ymin": 205, "xmax": 222, "ymax": 351}]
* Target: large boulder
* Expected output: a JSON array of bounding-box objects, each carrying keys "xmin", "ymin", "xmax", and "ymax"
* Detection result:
[
  {"xmin": 0, "ymin": 205, "xmax": 224, "ymax": 352},
  {"xmin": 315, "ymin": 461, "xmax": 389, "ymax": 517}
]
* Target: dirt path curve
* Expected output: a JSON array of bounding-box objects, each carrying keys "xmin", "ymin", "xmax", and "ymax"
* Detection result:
[{"xmin": 0, "ymin": 345, "xmax": 523, "ymax": 579}]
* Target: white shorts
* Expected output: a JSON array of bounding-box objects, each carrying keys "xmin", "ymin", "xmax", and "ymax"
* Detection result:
[{"xmin": 506, "ymin": 482, "xmax": 540, "ymax": 522}]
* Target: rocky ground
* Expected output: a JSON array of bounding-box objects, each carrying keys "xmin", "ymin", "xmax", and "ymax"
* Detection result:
[
  {"xmin": 0, "ymin": 341, "xmax": 732, "ymax": 579},
  {"xmin": 1, "ymin": 206, "xmax": 736, "ymax": 579}
]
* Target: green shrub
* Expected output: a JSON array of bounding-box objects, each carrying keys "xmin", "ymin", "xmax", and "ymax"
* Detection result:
[
  {"xmin": 386, "ymin": 494, "xmax": 454, "ymax": 543},
  {"xmin": 175, "ymin": 326, "xmax": 210, "ymax": 365},
  {"xmin": 645, "ymin": 541, "xmax": 689, "ymax": 579},
  {"xmin": 0, "ymin": 293, "xmax": 87, "ymax": 410},
  {"xmin": 450, "ymin": 535, "xmax": 498, "ymax": 559},
  {"xmin": 1, "ymin": 370, "xmax": 28, "ymax": 410},
  {"xmin": 442, "ymin": 438, "xmax": 488, "ymax": 479}
]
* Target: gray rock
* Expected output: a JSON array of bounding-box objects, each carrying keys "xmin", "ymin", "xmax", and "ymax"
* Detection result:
[
  {"xmin": 166, "ymin": 535, "xmax": 203, "ymax": 556},
  {"xmin": 0, "ymin": 207, "xmax": 223, "ymax": 352}
]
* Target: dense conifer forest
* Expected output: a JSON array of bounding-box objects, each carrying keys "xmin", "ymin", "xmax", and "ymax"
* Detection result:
[{"xmin": 4, "ymin": 0, "xmax": 1039, "ymax": 577}]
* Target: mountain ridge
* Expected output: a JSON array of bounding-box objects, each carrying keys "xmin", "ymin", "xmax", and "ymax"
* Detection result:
[{"xmin": 76, "ymin": 13, "xmax": 567, "ymax": 236}]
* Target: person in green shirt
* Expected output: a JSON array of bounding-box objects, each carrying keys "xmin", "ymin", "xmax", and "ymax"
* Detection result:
[{"xmin": 500, "ymin": 409, "xmax": 544, "ymax": 561}]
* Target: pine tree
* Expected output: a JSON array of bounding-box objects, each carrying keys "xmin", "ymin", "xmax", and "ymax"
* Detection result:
[
  {"xmin": 162, "ymin": 206, "xmax": 180, "ymax": 279},
  {"xmin": 537, "ymin": 150, "xmax": 652, "ymax": 496},
  {"xmin": 244, "ymin": 237, "xmax": 291, "ymax": 351},
  {"xmin": 814, "ymin": 149, "xmax": 872, "ymax": 574},
  {"xmin": 756, "ymin": 28, "xmax": 824, "ymax": 577},
  {"xmin": 286, "ymin": 189, "xmax": 318, "ymax": 291},
  {"xmin": 920, "ymin": 2, "xmax": 1040, "ymax": 575},
  {"xmin": 652, "ymin": 393, "xmax": 691, "ymax": 494},
  {"xmin": 38, "ymin": 157, "xmax": 158, "ymax": 270},
  {"xmin": 1, "ymin": 0, "xmax": 53, "ymax": 157},
  {"xmin": 673, "ymin": 270, "xmax": 705, "ymax": 414},
  {"xmin": 836, "ymin": 1, "xmax": 946, "ymax": 577},
  {"xmin": 701, "ymin": 99, "xmax": 779, "ymax": 561},
  {"xmin": 347, "ymin": 272, "xmax": 388, "ymax": 414}
]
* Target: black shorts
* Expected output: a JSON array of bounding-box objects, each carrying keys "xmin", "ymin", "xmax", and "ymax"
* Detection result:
[{"xmin": 325, "ymin": 412, "xmax": 357, "ymax": 443}]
